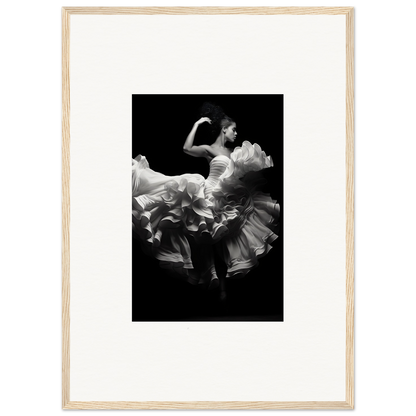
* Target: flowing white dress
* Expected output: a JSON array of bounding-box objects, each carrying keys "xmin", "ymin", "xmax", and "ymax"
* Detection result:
[{"xmin": 132, "ymin": 141, "xmax": 279, "ymax": 283}]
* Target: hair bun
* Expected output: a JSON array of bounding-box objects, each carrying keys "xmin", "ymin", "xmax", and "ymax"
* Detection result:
[
  {"xmin": 200, "ymin": 102, "xmax": 225, "ymax": 125},
  {"xmin": 199, "ymin": 101, "xmax": 234, "ymax": 137}
]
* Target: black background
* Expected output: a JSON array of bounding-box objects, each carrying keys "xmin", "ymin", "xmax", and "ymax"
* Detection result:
[{"xmin": 132, "ymin": 95, "xmax": 283, "ymax": 321}]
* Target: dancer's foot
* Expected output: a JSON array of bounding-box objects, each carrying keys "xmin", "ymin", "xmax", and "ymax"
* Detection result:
[
  {"xmin": 203, "ymin": 266, "xmax": 219, "ymax": 290},
  {"xmin": 208, "ymin": 275, "xmax": 219, "ymax": 290}
]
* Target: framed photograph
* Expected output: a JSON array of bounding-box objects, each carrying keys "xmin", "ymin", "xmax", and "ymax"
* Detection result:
[{"xmin": 62, "ymin": 7, "xmax": 354, "ymax": 409}]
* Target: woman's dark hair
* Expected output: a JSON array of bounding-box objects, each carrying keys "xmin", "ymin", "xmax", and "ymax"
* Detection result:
[{"xmin": 200, "ymin": 102, "xmax": 235, "ymax": 137}]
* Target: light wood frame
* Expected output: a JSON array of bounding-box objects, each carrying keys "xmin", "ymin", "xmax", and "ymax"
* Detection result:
[{"xmin": 62, "ymin": 6, "xmax": 354, "ymax": 410}]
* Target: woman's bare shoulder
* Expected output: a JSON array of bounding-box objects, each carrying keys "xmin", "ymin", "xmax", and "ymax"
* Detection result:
[
  {"xmin": 210, "ymin": 145, "xmax": 232, "ymax": 157},
  {"xmin": 200, "ymin": 145, "xmax": 232, "ymax": 162}
]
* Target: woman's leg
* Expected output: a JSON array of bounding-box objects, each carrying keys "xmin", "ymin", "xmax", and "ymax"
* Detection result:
[
  {"xmin": 219, "ymin": 275, "xmax": 227, "ymax": 302},
  {"xmin": 201, "ymin": 245, "xmax": 219, "ymax": 290}
]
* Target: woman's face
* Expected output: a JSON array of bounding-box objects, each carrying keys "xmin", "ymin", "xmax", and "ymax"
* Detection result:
[{"xmin": 224, "ymin": 123, "xmax": 237, "ymax": 143}]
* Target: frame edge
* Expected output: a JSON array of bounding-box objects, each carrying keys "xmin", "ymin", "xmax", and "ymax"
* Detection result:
[
  {"xmin": 62, "ymin": 6, "xmax": 71, "ymax": 410},
  {"xmin": 345, "ymin": 6, "xmax": 355, "ymax": 410},
  {"xmin": 62, "ymin": 6, "xmax": 355, "ymax": 409}
]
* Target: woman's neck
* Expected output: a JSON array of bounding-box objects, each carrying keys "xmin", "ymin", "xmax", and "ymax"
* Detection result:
[{"xmin": 213, "ymin": 135, "xmax": 226, "ymax": 148}]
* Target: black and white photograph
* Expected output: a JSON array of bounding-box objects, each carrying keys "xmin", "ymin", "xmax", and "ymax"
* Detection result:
[{"xmin": 132, "ymin": 95, "xmax": 284, "ymax": 321}]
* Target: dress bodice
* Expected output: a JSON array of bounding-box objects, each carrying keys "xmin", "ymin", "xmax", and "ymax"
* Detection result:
[{"xmin": 205, "ymin": 155, "xmax": 230, "ymax": 197}]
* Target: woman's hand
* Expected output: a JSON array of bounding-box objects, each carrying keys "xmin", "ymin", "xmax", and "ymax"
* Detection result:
[{"xmin": 195, "ymin": 117, "xmax": 212, "ymax": 126}]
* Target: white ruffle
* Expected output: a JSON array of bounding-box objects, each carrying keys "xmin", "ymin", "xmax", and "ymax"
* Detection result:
[
  {"xmin": 221, "ymin": 141, "xmax": 273, "ymax": 180},
  {"xmin": 132, "ymin": 142, "xmax": 280, "ymax": 282}
]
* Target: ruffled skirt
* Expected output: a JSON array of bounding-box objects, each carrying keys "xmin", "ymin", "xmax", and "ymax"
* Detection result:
[
  {"xmin": 132, "ymin": 141, "xmax": 280, "ymax": 283},
  {"xmin": 132, "ymin": 166, "xmax": 222, "ymax": 284},
  {"xmin": 210, "ymin": 172, "xmax": 279, "ymax": 278}
]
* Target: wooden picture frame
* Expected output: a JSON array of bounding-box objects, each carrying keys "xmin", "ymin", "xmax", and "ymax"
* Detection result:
[{"xmin": 62, "ymin": 7, "xmax": 354, "ymax": 410}]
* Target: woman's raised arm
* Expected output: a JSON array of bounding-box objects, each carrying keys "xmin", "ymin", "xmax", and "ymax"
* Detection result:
[{"xmin": 183, "ymin": 117, "xmax": 211, "ymax": 158}]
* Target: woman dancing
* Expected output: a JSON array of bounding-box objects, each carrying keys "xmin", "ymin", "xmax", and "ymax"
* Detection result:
[
  {"xmin": 132, "ymin": 102, "xmax": 280, "ymax": 299},
  {"xmin": 183, "ymin": 102, "xmax": 280, "ymax": 297}
]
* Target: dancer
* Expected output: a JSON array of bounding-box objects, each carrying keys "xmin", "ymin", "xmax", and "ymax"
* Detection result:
[
  {"xmin": 183, "ymin": 102, "xmax": 280, "ymax": 297},
  {"xmin": 132, "ymin": 102, "xmax": 280, "ymax": 295}
]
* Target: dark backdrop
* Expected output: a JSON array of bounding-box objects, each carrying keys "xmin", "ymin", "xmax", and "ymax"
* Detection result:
[{"xmin": 132, "ymin": 95, "xmax": 283, "ymax": 321}]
